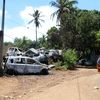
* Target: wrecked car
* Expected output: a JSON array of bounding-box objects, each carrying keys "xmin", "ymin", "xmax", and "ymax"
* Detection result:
[
  {"xmin": 4, "ymin": 56, "xmax": 49, "ymax": 75},
  {"xmin": 45, "ymin": 49, "xmax": 63, "ymax": 63},
  {"xmin": 78, "ymin": 59, "xmax": 93, "ymax": 66},
  {"xmin": 24, "ymin": 48, "xmax": 48, "ymax": 64},
  {"xmin": 6, "ymin": 47, "xmax": 23, "ymax": 56}
]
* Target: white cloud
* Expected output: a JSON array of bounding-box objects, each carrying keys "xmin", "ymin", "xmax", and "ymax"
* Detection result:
[
  {"xmin": 4, "ymin": 26, "xmax": 35, "ymax": 42},
  {"xmin": 4, "ymin": 5, "xmax": 57, "ymax": 42},
  {"xmin": 20, "ymin": 6, "xmax": 34, "ymax": 24}
]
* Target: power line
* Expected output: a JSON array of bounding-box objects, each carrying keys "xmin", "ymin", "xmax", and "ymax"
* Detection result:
[
  {"xmin": 4, "ymin": 34, "xmax": 15, "ymax": 40},
  {"xmin": 5, "ymin": 20, "xmax": 23, "ymax": 27}
]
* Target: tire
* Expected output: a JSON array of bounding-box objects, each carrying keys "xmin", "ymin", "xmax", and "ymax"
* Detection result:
[
  {"xmin": 5, "ymin": 69, "xmax": 18, "ymax": 75},
  {"xmin": 40, "ymin": 69, "xmax": 49, "ymax": 75}
]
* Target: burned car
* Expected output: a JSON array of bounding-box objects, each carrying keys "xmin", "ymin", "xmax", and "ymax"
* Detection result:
[
  {"xmin": 24, "ymin": 48, "xmax": 48, "ymax": 64},
  {"xmin": 6, "ymin": 47, "xmax": 23, "ymax": 56},
  {"xmin": 4, "ymin": 56, "xmax": 48, "ymax": 75},
  {"xmin": 45, "ymin": 49, "xmax": 63, "ymax": 63}
]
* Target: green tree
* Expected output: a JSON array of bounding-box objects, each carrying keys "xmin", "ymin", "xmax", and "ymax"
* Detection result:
[
  {"xmin": 60, "ymin": 11, "xmax": 77, "ymax": 49},
  {"xmin": 14, "ymin": 37, "xmax": 33, "ymax": 50},
  {"xmin": 4, "ymin": 42, "xmax": 13, "ymax": 46},
  {"xmin": 50, "ymin": 0, "xmax": 77, "ymax": 25},
  {"xmin": 50, "ymin": 0, "xmax": 78, "ymax": 48},
  {"xmin": 47, "ymin": 26, "xmax": 62, "ymax": 48},
  {"xmin": 28, "ymin": 10, "xmax": 44, "ymax": 46},
  {"xmin": 94, "ymin": 31, "xmax": 100, "ymax": 48},
  {"xmin": 75, "ymin": 10, "xmax": 100, "ymax": 52},
  {"xmin": 38, "ymin": 35, "xmax": 47, "ymax": 48},
  {"xmin": 60, "ymin": 9, "xmax": 100, "ymax": 51}
]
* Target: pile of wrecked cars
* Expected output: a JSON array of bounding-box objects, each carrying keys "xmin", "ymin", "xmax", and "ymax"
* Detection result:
[{"xmin": 3, "ymin": 47, "xmax": 60, "ymax": 75}]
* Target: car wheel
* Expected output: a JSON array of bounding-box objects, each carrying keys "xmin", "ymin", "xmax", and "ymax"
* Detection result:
[
  {"xmin": 40, "ymin": 69, "xmax": 48, "ymax": 75},
  {"xmin": 5, "ymin": 69, "xmax": 18, "ymax": 75}
]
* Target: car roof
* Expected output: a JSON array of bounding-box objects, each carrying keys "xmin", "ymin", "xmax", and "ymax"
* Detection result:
[
  {"xmin": 25, "ymin": 48, "xmax": 38, "ymax": 54},
  {"xmin": 8, "ymin": 56, "xmax": 31, "ymax": 59},
  {"xmin": 7, "ymin": 56, "xmax": 41, "ymax": 63},
  {"xmin": 7, "ymin": 56, "xmax": 42, "ymax": 64}
]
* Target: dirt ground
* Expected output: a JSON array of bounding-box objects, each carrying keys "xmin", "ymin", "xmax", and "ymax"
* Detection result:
[{"xmin": 0, "ymin": 67, "xmax": 100, "ymax": 100}]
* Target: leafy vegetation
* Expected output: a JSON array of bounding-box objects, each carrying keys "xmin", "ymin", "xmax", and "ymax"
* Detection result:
[
  {"xmin": 62, "ymin": 49, "xmax": 78, "ymax": 70},
  {"xmin": 14, "ymin": 36, "xmax": 33, "ymax": 51},
  {"xmin": 47, "ymin": 27, "xmax": 62, "ymax": 49},
  {"xmin": 4, "ymin": 0, "xmax": 100, "ymax": 53}
]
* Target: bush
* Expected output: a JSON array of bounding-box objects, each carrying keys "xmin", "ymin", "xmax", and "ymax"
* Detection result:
[
  {"xmin": 55, "ymin": 61, "xmax": 66, "ymax": 71},
  {"xmin": 62, "ymin": 49, "xmax": 78, "ymax": 70}
]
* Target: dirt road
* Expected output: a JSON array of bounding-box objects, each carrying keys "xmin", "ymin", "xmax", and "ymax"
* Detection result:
[{"xmin": 0, "ymin": 68, "xmax": 100, "ymax": 100}]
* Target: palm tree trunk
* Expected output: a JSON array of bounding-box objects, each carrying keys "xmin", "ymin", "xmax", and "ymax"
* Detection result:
[{"xmin": 35, "ymin": 26, "xmax": 37, "ymax": 48}]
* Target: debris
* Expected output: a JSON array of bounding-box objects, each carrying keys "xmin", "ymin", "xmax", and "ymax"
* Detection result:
[
  {"xmin": 94, "ymin": 86, "xmax": 99, "ymax": 90},
  {"xmin": 3, "ymin": 95, "xmax": 14, "ymax": 99},
  {"xmin": 48, "ymin": 64, "xmax": 55, "ymax": 69}
]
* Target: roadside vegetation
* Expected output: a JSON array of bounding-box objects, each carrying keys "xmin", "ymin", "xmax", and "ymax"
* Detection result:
[
  {"xmin": 54, "ymin": 49, "xmax": 78, "ymax": 70},
  {"xmin": 62, "ymin": 49, "xmax": 78, "ymax": 70}
]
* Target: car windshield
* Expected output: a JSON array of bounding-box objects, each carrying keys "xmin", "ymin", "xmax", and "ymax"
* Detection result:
[
  {"xmin": 27, "ymin": 58, "xmax": 40, "ymax": 65},
  {"xmin": 27, "ymin": 58, "xmax": 35, "ymax": 64}
]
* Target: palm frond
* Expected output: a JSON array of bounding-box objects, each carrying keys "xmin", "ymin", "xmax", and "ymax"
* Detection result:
[
  {"xmin": 38, "ymin": 22, "xmax": 42, "ymax": 27},
  {"xmin": 51, "ymin": 11, "xmax": 58, "ymax": 20},
  {"xmin": 40, "ymin": 15, "xmax": 45, "ymax": 17},
  {"xmin": 28, "ymin": 9, "xmax": 44, "ymax": 27},
  {"xmin": 28, "ymin": 19, "xmax": 34, "ymax": 24},
  {"xmin": 67, "ymin": 0, "xmax": 78, "ymax": 6},
  {"xmin": 50, "ymin": 1, "xmax": 60, "ymax": 8},
  {"xmin": 39, "ymin": 19, "xmax": 45, "ymax": 23},
  {"xmin": 29, "ymin": 13, "xmax": 33, "ymax": 17}
]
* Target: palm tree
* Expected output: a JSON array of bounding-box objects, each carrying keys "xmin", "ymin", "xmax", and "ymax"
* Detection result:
[
  {"xmin": 50, "ymin": 0, "xmax": 78, "ymax": 25},
  {"xmin": 50, "ymin": 0, "xmax": 78, "ymax": 48},
  {"xmin": 28, "ymin": 10, "xmax": 44, "ymax": 47}
]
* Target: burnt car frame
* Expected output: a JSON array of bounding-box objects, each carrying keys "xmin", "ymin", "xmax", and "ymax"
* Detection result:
[{"xmin": 4, "ymin": 56, "xmax": 48, "ymax": 75}]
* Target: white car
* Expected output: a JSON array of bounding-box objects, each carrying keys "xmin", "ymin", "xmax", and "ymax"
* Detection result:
[
  {"xmin": 24, "ymin": 48, "xmax": 48, "ymax": 64},
  {"xmin": 5, "ymin": 56, "xmax": 48, "ymax": 75},
  {"xmin": 6, "ymin": 47, "xmax": 23, "ymax": 56}
]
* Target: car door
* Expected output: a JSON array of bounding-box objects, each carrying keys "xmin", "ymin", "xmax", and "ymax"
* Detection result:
[
  {"xmin": 14, "ymin": 58, "xmax": 26, "ymax": 73},
  {"xmin": 25, "ymin": 58, "xmax": 42, "ymax": 73}
]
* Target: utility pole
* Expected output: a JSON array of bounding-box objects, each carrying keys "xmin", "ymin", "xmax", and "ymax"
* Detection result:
[{"xmin": 0, "ymin": 0, "xmax": 6, "ymax": 76}]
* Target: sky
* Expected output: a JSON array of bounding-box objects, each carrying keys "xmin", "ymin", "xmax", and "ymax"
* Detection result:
[{"xmin": 0, "ymin": 0, "xmax": 100, "ymax": 42}]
